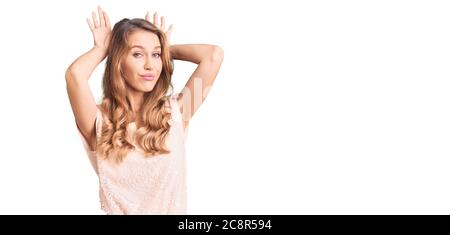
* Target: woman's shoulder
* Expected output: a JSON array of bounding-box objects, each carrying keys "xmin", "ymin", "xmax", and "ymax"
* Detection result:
[
  {"xmin": 173, "ymin": 92, "xmax": 185, "ymax": 106},
  {"xmin": 168, "ymin": 93, "xmax": 189, "ymax": 131},
  {"xmin": 164, "ymin": 93, "xmax": 183, "ymax": 109},
  {"xmin": 95, "ymin": 104, "xmax": 104, "ymax": 118},
  {"xmin": 167, "ymin": 92, "xmax": 182, "ymax": 101}
]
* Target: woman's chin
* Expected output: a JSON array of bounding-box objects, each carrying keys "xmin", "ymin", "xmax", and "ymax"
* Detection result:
[{"xmin": 142, "ymin": 86, "xmax": 155, "ymax": 93}]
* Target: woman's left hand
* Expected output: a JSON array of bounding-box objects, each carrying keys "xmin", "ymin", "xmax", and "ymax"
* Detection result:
[{"xmin": 145, "ymin": 11, "xmax": 173, "ymax": 45}]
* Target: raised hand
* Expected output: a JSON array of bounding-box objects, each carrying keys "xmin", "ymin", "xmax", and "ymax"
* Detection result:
[
  {"xmin": 87, "ymin": 6, "xmax": 111, "ymax": 51},
  {"xmin": 145, "ymin": 11, "xmax": 173, "ymax": 44}
]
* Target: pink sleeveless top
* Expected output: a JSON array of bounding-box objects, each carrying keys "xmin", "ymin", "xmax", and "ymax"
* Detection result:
[{"xmin": 77, "ymin": 94, "xmax": 188, "ymax": 215}]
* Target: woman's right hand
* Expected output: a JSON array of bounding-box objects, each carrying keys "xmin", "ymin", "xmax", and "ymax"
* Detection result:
[
  {"xmin": 145, "ymin": 11, "xmax": 173, "ymax": 45},
  {"xmin": 87, "ymin": 6, "xmax": 111, "ymax": 51}
]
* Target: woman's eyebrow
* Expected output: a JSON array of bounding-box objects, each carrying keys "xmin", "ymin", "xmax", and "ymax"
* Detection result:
[
  {"xmin": 131, "ymin": 45, "xmax": 161, "ymax": 50},
  {"xmin": 131, "ymin": 45, "xmax": 145, "ymax": 49}
]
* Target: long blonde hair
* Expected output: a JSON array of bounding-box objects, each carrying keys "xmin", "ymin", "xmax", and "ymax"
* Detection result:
[{"xmin": 97, "ymin": 18, "xmax": 174, "ymax": 163}]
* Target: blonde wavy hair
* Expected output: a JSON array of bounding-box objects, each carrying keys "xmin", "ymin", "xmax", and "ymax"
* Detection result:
[{"xmin": 97, "ymin": 18, "xmax": 175, "ymax": 163}]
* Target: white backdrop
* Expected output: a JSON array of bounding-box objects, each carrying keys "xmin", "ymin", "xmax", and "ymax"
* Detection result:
[{"xmin": 0, "ymin": 0, "xmax": 449, "ymax": 214}]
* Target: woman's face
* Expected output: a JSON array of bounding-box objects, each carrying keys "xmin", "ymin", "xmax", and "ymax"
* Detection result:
[{"xmin": 121, "ymin": 30, "xmax": 162, "ymax": 93}]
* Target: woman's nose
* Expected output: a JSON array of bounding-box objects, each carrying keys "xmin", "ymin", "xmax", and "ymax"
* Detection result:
[{"xmin": 144, "ymin": 60, "xmax": 153, "ymax": 70}]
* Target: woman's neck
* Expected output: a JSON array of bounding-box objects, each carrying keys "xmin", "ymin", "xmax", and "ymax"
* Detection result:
[{"xmin": 127, "ymin": 90, "xmax": 144, "ymax": 113}]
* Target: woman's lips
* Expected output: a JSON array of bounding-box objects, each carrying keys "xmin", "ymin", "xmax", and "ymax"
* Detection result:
[{"xmin": 142, "ymin": 75, "xmax": 155, "ymax": 81}]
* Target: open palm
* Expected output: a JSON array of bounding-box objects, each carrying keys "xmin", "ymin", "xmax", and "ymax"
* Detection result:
[
  {"xmin": 87, "ymin": 6, "xmax": 111, "ymax": 50},
  {"xmin": 145, "ymin": 11, "xmax": 173, "ymax": 45}
]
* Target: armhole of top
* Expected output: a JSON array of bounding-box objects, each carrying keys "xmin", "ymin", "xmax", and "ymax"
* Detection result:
[
  {"xmin": 77, "ymin": 107, "xmax": 103, "ymax": 152},
  {"xmin": 171, "ymin": 93, "xmax": 189, "ymax": 140},
  {"xmin": 76, "ymin": 107, "xmax": 102, "ymax": 174}
]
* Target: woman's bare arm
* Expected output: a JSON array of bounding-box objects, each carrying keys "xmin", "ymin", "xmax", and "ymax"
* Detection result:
[
  {"xmin": 170, "ymin": 44, "xmax": 224, "ymax": 124},
  {"xmin": 146, "ymin": 12, "xmax": 224, "ymax": 128},
  {"xmin": 66, "ymin": 6, "xmax": 111, "ymax": 150}
]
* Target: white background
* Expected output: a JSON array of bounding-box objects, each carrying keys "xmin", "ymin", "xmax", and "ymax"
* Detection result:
[{"xmin": 0, "ymin": 0, "xmax": 449, "ymax": 214}]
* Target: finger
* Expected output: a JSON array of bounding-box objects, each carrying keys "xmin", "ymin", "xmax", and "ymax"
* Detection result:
[
  {"xmin": 86, "ymin": 18, "xmax": 94, "ymax": 31},
  {"xmin": 145, "ymin": 11, "xmax": 151, "ymax": 22},
  {"xmin": 161, "ymin": 16, "xmax": 165, "ymax": 31},
  {"xmin": 98, "ymin": 6, "xmax": 105, "ymax": 27},
  {"xmin": 153, "ymin": 11, "xmax": 159, "ymax": 27},
  {"xmin": 166, "ymin": 24, "xmax": 173, "ymax": 36},
  {"xmin": 166, "ymin": 25, "xmax": 173, "ymax": 43},
  {"xmin": 92, "ymin": 11, "xmax": 99, "ymax": 28},
  {"xmin": 103, "ymin": 10, "xmax": 111, "ymax": 28}
]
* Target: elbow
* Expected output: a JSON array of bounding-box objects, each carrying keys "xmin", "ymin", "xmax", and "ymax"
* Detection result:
[
  {"xmin": 211, "ymin": 45, "xmax": 224, "ymax": 62},
  {"xmin": 65, "ymin": 66, "xmax": 83, "ymax": 85},
  {"xmin": 199, "ymin": 45, "xmax": 224, "ymax": 64},
  {"xmin": 65, "ymin": 67, "xmax": 75, "ymax": 83}
]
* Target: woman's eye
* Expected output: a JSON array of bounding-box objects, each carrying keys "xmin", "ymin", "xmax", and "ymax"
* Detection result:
[
  {"xmin": 153, "ymin": 53, "xmax": 161, "ymax": 58},
  {"xmin": 133, "ymin": 53, "xmax": 143, "ymax": 58}
]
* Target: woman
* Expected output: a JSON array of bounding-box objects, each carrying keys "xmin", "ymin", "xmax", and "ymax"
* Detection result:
[{"xmin": 65, "ymin": 6, "xmax": 224, "ymax": 214}]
